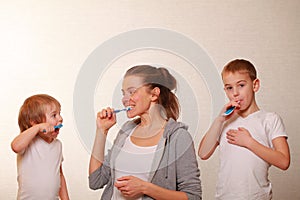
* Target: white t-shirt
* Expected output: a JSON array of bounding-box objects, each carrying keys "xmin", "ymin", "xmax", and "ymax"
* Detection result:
[
  {"xmin": 216, "ymin": 110, "xmax": 287, "ymax": 200},
  {"xmin": 112, "ymin": 131, "xmax": 157, "ymax": 200},
  {"xmin": 17, "ymin": 136, "xmax": 63, "ymax": 200}
]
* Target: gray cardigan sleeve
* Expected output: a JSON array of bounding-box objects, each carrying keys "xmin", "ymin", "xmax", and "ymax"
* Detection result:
[
  {"xmin": 148, "ymin": 126, "xmax": 202, "ymax": 200},
  {"xmin": 175, "ymin": 130, "xmax": 202, "ymax": 199},
  {"xmin": 88, "ymin": 120, "xmax": 135, "ymax": 191},
  {"xmin": 88, "ymin": 149, "xmax": 112, "ymax": 190}
]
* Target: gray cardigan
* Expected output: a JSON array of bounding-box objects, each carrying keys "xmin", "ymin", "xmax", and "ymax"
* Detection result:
[{"xmin": 89, "ymin": 118, "xmax": 202, "ymax": 200}]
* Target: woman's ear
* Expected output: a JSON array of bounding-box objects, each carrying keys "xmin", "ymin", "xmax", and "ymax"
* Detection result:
[
  {"xmin": 151, "ymin": 87, "xmax": 160, "ymax": 101},
  {"xmin": 253, "ymin": 78, "xmax": 260, "ymax": 92}
]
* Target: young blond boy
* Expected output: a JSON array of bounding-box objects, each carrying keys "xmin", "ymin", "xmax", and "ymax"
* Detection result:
[
  {"xmin": 11, "ymin": 94, "xmax": 69, "ymax": 200},
  {"xmin": 198, "ymin": 59, "xmax": 290, "ymax": 200}
]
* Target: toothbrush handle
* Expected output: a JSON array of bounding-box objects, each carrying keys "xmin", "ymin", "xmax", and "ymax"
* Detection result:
[
  {"xmin": 113, "ymin": 109, "xmax": 125, "ymax": 113},
  {"xmin": 43, "ymin": 124, "xmax": 63, "ymax": 132},
  {"xmin": 54, "ymin": 124, "xmax": 63, "ymax": 129}
]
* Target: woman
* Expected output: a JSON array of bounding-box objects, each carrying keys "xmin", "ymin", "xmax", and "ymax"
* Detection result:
[{"xmin": 89, "ymin": 65, "xmax": 202, "ymax": 200}]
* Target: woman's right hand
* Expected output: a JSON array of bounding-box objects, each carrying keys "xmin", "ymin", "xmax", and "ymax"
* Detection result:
[{"xmin": 96, "ymin": 107, "xmax": 117, "ymax": 134}]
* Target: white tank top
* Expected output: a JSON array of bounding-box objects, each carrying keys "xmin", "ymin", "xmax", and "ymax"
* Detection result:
[
  {"xmin": 112, "ymin": 130, "xmax": 157, "ymax": 200},
  {"xmin": 17, "ymin": 136, "xmax": 62, "ymax": 200}
]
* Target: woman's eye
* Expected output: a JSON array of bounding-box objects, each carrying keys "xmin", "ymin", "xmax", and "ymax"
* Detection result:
[
  {"xmin": 226, "ymin": 87, "xmax": 232, "ymax": 91},
  {"xmin": 129, "ymin": 89, "xmax": 137, "ymax": 95}
]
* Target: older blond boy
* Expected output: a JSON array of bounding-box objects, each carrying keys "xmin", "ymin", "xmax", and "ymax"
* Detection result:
[{"xmin": 198, "ymin": 59, "xmax": 290, "ymax": 200}]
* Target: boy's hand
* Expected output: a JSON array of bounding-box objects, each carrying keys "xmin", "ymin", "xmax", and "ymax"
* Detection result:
[
  {"xmin": 37, "ymin": 123, "xmax": 55, "ymax": 133},
  {"xmin": 219, "ymin": 101, "xmax": 241, "ymax": 119},
  {"xmin": 226, "ymin": 127, "xmax": 253, "ymax": 148}
]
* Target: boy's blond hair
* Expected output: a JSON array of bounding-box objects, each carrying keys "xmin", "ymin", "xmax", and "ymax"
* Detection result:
[
  {"xmin": 18, "ymin": 94, "xmax": 61, "ymax": 132},
  {"xmin": 221, "ymin": 59, "xmax": 257, "ymax": 81}
]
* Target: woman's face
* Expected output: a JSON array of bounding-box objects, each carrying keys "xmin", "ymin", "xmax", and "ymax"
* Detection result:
[{"xmin": 122, "ymin": 75, "xmax": 153, "ymax": 118}]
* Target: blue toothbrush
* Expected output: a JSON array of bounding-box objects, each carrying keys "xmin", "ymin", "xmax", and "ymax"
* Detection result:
[
  {"xmin": 54, "ymin": 124, "xmax": 63, "ymax": 129},
  {"xmin": 222, "ymin": 106, "xmax": 235, "ymax": 116},
  {"xmin": 43, "ymin": 124, "xmax": 63, "ymax": 132}
]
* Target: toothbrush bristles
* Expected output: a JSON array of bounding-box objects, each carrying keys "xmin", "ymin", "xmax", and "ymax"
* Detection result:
[{"xmin": 126, "ymin": 106, "xmax": 132, "ymax": 111}]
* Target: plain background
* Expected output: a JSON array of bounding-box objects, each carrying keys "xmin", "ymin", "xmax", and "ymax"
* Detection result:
[{"xmin": 0, "ymin": 1, "xmax": 299, "ymax": 199}]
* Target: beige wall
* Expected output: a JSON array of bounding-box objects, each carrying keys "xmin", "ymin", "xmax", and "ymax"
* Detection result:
[{"xmin": 0, "ymin": 0, "xmax": 299, "ymax": 199}]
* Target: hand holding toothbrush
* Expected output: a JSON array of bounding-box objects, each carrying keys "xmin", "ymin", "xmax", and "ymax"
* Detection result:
[
  {"xmin": 96, "ymin": 107, "xmax": 131, "ymax": 133},
  {"xmin": 221, "ymin": 101, "xmax": 240, "ymax": 117}
]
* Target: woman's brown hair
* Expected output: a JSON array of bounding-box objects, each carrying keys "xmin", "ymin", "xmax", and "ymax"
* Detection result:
[{"xmin": 125, "ymin": 65, "xmax": 180, "ymax": 120}]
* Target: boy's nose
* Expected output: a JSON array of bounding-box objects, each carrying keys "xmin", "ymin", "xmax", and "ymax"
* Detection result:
[
  {"xmin": 233, "ymin": 88, "xmax": 239, "ymax": 96},
  {"xmin": 58, "ymin": 115, "xmax": 63, "ymax": 122}
]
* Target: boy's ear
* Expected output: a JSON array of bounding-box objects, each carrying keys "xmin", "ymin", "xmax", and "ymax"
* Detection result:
[
  {"xmin": 151, "ymin": 87, "xmax": 160, "ymax": 101},
  {"xmin": 30, "ymin": 120, "xmax": 37, "ymax": 126},
  {"xmin": 253, "ymin": 79, "xmax": 260, "ymax": 92}
]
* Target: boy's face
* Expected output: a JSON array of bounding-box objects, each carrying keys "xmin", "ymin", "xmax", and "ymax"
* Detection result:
[
  {"xmin": 39, "ymin": 103, "xmax": 63, "ymax": 142},
  {"xmin": 222, "ymin": 71, "xmax": 259, "ymax": 113}
]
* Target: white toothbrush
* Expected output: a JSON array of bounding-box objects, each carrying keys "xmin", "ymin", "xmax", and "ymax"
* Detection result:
[{"xmin": 113, "ymin": 106, "xmax": 132, "ymax": 113}]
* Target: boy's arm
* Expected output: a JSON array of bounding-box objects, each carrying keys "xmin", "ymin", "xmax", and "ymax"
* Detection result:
[
  {"xmin": 198, "ymin": 101, "xmax": 240, "ymax": 160},
  {"xmin": 198, "ymin": 116, "xmax": 224, "ymax": 159},
  {"xmin": 227, "ymin": 127, "xmax": 290, "ymax": 170},
  {"xmin": 59, "ymin": 166, "xmax": 70, "ymax": 200},
  {"xmin": 11, "ymin": 123, "xmax": 54, "ymax": 154}
]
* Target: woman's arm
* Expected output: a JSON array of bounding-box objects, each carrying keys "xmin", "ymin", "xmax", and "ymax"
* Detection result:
[
  {"xmin": 144, "ymin": 183, "xmax": 188, "ymax": 200},
  {"xmin": 89, "ymin": 109, "xmax": 116, "ymax": 175},
  {"xmin": 89, "ymin": 129, "xmax": 108, "ymax": 174}
]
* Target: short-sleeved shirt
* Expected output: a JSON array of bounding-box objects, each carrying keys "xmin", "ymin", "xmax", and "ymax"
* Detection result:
[
  {"xmin": 217, "ymin": 110, "xmax": 287, "ymax": 200},
  {"xmin": 17, "ymin": 136, "xmax": 63, "ymax": 200}
]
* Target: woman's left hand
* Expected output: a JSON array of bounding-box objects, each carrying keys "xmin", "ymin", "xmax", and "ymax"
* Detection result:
[{"xmin": 114, "ymin": 176, "xmax": 146, "ymax": 198}]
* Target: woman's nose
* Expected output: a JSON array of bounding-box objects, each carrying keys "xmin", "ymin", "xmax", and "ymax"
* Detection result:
[{"xmin": 122, "ymin": 95, "xmax": 130, "ymax": 106}]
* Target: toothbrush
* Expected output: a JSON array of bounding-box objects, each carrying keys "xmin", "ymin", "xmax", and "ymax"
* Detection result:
[
  {"xmin": 222, "ymin": 106, "xmax": 236, "ymax": 116},
  {"xmin": 113, "ymin": 107, "xmax": 132, "ymax": 114},
  {"xmin": 223, "ymin": 101, "xmax": 240, "ymax": 116},
  {"xmin": 43, "ymin": 124, "xmax": 63, "ymax": 132},
  {"xmin": 54, "ymin": 124, "xmax": 63, "ymax": 129}
]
